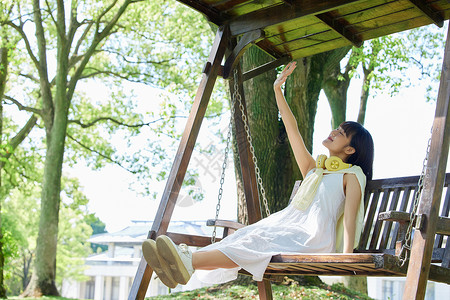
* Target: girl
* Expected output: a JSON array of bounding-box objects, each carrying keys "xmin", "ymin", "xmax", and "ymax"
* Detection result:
[{"xmin": 142, "ymin": 61, "xmax": 374, "ymax": 288}]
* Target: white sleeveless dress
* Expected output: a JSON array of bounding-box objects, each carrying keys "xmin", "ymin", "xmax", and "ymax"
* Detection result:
[{"xmin": 196, "ymin": 170, "xmax": 348, "ymax": 284}]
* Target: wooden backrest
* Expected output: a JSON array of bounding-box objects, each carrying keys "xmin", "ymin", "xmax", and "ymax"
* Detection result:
[
  {"xmin": 289, "ymin": 173, "xmax": 450, "ymax": 257},
  {"xmin": 359, "ymin": 173, "xmax": 450, "ymax": 257}
]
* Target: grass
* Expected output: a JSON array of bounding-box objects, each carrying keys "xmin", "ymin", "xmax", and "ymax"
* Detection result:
[
  {"xmin": 2, "ymin": 278, "xmax": 373, "ymax": 300},
  {"xmin": 148, "ymin": 278, "xmax": 374, "ymax": 300},
  {"xmin": 2, "ymin": 297, "xmax": 75, "ymax": 300}
]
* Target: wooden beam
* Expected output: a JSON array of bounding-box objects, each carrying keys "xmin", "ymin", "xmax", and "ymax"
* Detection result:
[
  {"xmin": 128, "ymin": 25, "xmax": 229, "ymax": 300},
  {"xmin": 242, "ymin": 56, "xmax": 291, "ymax": 82},
  {"xmin": 223, "ymin": 29, "xmax": 265, "ymax": 79},
  {"xmin": 257, "ymin": 279, "xmax": 273, "ymax": 300},
  {"xmin": 436, "ymin": 216, "xmax": 450, "ymax": 235},
  {"xmin": 228, "ymin": 42, "xmax": 274, "ymax": 300},
  {"xmin": 315, "ymin": 13, "xmax": 362, "ymax": 47},
  {"xmin": 229, "ymin": 0, "xmax": 365, "ymax": 37},
  {"xmin": 407, "ymin": 0, "xmax": 444, "ymax": 27},
  {"xmin": 230, "ymin": 59, "xmax": 263, "ymax": 225},
  {"xmin": 176, "ymin": 0, "xmax": 225, "ymax": 25},
  {"xmin": 402, "ymin": 24, "xmax": 450, "ymax": 300}
]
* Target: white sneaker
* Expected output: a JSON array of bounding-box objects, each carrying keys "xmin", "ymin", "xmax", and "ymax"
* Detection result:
[
  {"xmin": 156, "ymin": 235, "xmax": 194, "ymax": 285},
  {"xmin": 142, "ymin": 239, "xmax": 178, "ymax": 288}
]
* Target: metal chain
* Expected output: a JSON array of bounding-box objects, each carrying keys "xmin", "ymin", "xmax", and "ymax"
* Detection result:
[
  {"xmin": 232, "ymin": 69, "xmax": 271, "ymax": 218},
  {"xmin": 211, "ymin": 69, "xmax": 272, "ymax": 243},
  {"xmin": 398, "ymin": 128, "xmax": 432, "ymax": 266},
  {"xmin": 211, "ymin": 91, "xmax": 236, "ymax": 243}
]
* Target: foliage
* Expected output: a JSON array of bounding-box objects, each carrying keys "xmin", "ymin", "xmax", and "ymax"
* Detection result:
[
  {"xmin": 85, "ymin": 213, "xmax": 107, "ymax": 253},
  {"xmin": 2, "ymin": 177, "xmax": 93, "ymax": 295},
  {"xmin": 346, "ymin": 24, "xmax": 444, "ymax": 100},
  {"xmin": 0, "ymin": 0, "xmax": 226, "ymax": 295}
]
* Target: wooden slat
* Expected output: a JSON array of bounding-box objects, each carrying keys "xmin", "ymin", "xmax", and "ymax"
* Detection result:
[
  {"xmin": 176, "ymin": 0, "xmax": 225, "ymax": 24},
  {"xmin": 288, "ymin": 37, "xmax": 350, "ymax": 61},
  {"xmin": 369, "ymin": 190, "xmax": 392, "ymax": 249},
  {"xmin": 359, "ymin": 190, "xmax": 381, "ymax": 249},
  {"xmin": 228, "ymin": 0, "xmax": 366, "ymax": 37},
  {"xmin": 220, "ymin": 0, "xmax": 280, "ymax": 17},
  {"xmin": 379, "ymin": 188, "xmax": 402, "ymax": 249},
  {"xmin": 356, "ymin": 15, "xmax": 432, "ymax": 41},
  {"xmin": 408, "ymin": 0, "xmax": 444, "ymax": 27},
  {"xmin": 389, "ymin": 187, "xmax": 413, "ymax": 249},
  {"xmin": 436, "ymin": 216, "xmax": 450, "ymax": 235},
  {"xmin": 434, "ymin": 187, "xmax": 450, "ymax": 247},
  {"xmin": 315, "ymin": 12, "xmax": 363, "ymax": 47}
]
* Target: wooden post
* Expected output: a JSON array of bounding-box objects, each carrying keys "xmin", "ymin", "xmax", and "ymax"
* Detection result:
[
  {"xmin": 229, "ymin": 56, "xmax": 273, "ymax": 300},
  {"xmin": 229, "ymin": 61, "xmax": 263, "ymax": 225},
  {"xmin": 128, "ymin": 25, "xmax": 229, "ymax": 300},
  {"xmin": 402, "ymin": 25, "xmax": 450, "ymax": 300}
]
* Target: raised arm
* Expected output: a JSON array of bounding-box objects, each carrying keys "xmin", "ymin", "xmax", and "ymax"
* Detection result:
[{"xmin": 273, "ymin": 62, "xmax": 315, "ymax": 177}]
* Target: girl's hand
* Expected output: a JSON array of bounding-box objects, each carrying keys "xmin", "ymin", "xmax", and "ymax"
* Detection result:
[{"xmin": 274, "ymin": 61, "xmax": 297, "ymax": 89}]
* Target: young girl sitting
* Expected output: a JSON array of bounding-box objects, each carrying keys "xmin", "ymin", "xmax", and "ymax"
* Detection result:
[{"xmin": 142, "ymin": 61, "xmax": 375, "ymax": 288}]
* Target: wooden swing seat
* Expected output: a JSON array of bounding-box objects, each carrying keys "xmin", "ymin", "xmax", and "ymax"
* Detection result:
[{"xmin": 203, "ymin": 173, "xmax": 450, "ymax": 284}]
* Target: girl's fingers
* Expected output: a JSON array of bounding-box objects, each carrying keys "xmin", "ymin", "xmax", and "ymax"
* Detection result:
[{"xmin": 274, "ymin": 62, "xmax": 297, "ymax": 86}]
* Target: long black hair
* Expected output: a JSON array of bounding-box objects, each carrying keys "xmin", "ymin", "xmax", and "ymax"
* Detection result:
[{"xmin": 340, "ymin": 121, "xmax": 374, "ymax": 180}]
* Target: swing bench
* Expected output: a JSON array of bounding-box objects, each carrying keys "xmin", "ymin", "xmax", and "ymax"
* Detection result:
[
  {"xmin": 207, "ymin": 173, "xmax": 450, "ymax": 282},
  {"xmin": 129, "ymin": 1, "xmax": 450, "ymax": 299}
]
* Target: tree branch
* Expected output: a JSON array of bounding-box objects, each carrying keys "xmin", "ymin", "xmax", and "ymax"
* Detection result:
[
  {"xmin": 67, "ymin": 0, "xmax": 140, "ymax": 101},
  {"xmin": 66, "ymin": 133, "xmax": 136, "ymax": 174},
  {"xmin": 0, "ymin": 114, "xmax": 38, "ymax": 168},
  {"xmin": 6, "ymin": 21, "xmax": 39, "ymax": 69},
  {"xmin": 19, "ymin": 72, "xmax": 40, "ymax": 83},
  {"xmin": 69, "ymin": 22, "xmax": 94, "ymax": 70},
  {"xmin": 79, "ymin": 68, "xmax": 156, "ymax": 82},
  {"xmin": 68, "ymin": 114, "xmax": 187, "ymax": 128},
  {"xmin": 3, "ymin": 95, "xmax": 42, "ymax": 115},
  {"xmin": 100, "ymin": 48, "xmax": 173, "ymax": 65},
  {"xmin": 32, "ymin": 0, "xmax": 54, "ymax": 126}
]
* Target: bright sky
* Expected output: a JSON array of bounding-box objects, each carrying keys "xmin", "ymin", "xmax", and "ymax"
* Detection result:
[{"xmin": 68, "ymin": 65, "xmax": 450, "ymax": 233}]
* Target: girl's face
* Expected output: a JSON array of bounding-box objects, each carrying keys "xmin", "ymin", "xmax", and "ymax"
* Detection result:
[{"xmin": 322, "ymin": 127, "xmax": 355, "ymax": 158}]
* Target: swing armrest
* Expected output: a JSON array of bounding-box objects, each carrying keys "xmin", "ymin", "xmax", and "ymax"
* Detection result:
[
  {"xmin": 206, "ymin": 219, "xmax": 245, "ymax": 238},
  {"xmin": 206, "ymin": 219, "xmax": 246, "ymax": 230},
  {"xmin": 378, "ymin": 211, "xmax": 412, "ymax": 255},
  {"xmin": 378, "ymin": 211, "xmax": 412, "ymax": 223}
]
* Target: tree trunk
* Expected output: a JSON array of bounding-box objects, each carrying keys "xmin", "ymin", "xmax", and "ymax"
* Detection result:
[
  {"xmin": 322, "ymin": 64, "xmax": 350, "ymax": 129},
  {"xmin": 0, "ymin": 45, "xmax": 8, "ymax": 299},
  {"xmin": 23, "ymin": 0, "xmax": 70, "ymax": 295},
  {"xmin": 342, "ymin": 277, "xmax": 368, "ymax": 295},
  {"xmin": 357, "ymin": 67, "xmax": 371, "ymax": 125},
  {"xmin": 241, "ymin": 46, "xmax": 290, "ymax": 213}
]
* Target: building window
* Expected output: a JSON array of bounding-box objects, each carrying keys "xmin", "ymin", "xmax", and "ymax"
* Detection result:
[
  {"xmin": 382, "ymin": 280, "xmax": 395, "ymax": 300},
  {"xmin": 85, "ymin": 277, "xmax": 95, "ymax": 300},
  {"xmin": 111, "ymin": 277, "xmax": 120, "ymax": 300},
  {"xmin": 425, "ymin": 282, "xmax": 434, "ymax": 300}
]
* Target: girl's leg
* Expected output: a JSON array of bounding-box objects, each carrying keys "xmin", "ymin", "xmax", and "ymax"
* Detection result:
[{"xmin": 192, "ymin": 250, "xmax": 239, "ymax": 270}]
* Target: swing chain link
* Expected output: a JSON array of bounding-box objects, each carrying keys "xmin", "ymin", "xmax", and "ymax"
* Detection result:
[
  {"xmin": 211, "ymin": 84, "xmax": 236, "ymax": 244},
  {"xmin": 398, "ymin": 128, "xmax": 432, "ymax": 267},
  {"xmin": 212, "ymin": 68, "xmax": 272, "ymax": 243},
  {"xmin": 232, "ymin": 69, "xmax": 271, "ymax": 218}
]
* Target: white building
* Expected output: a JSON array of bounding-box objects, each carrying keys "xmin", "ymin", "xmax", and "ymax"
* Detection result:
[
  {"xmin": 62, "ymin": 220, "xmax": 449, "ymax": 300},
  {"xmin": 62, "ymin": 220, "xmax": 213, "ymax": 299}
]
